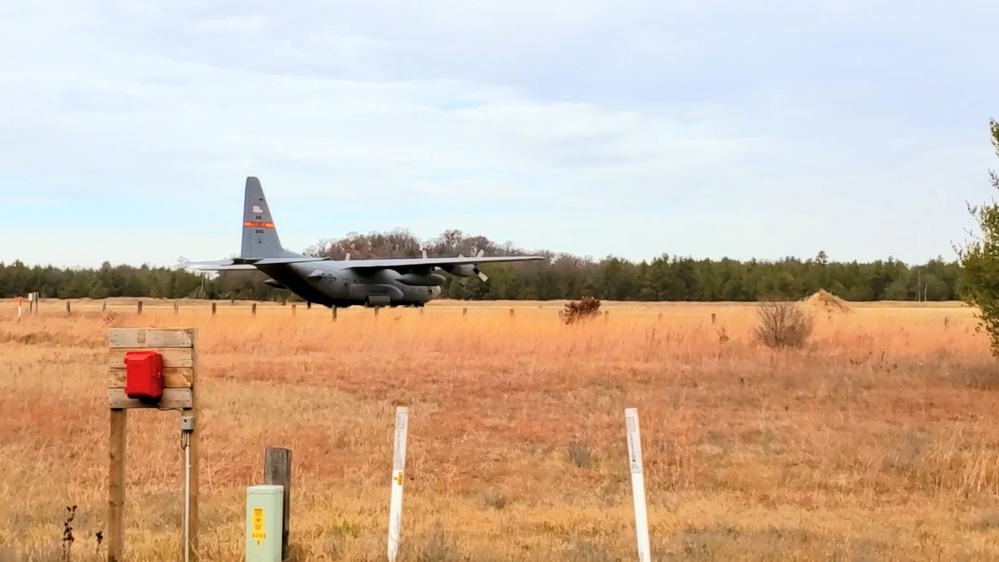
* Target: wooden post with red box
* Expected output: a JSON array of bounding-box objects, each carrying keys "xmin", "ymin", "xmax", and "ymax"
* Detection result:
[{"xmin": 106, "ymin": 328, "xmax": 200, "ymax": 562}]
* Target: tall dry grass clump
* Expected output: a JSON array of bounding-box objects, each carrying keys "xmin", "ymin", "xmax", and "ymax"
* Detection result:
[
  {"xmin": 0, "ymin": 297, "xmax": 997, "ymax": 560},
  {"xmin": 754, "ymin": 299, "xmax": 814, "ymax": 348}
]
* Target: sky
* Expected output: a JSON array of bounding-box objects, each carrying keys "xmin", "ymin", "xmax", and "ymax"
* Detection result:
[{"xmin": 1, "ymin": 0, "xmax": 998, "ymax": 269}]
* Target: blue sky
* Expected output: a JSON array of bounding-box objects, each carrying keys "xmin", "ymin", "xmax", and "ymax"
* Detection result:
[{"xmin": 2, "ymin": 0, "xmax": 997, "ymax": 269}]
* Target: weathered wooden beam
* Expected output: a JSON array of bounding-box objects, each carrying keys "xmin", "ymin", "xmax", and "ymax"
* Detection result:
[
  {"xmin": 108, "ymin": 409, "xmax": 126, "ymax": 562},
  {"xmin": 107, "ymin": 388, "xmax": 193, "ymax": 409},
  {"xmin": 109, "ymin": 328, "xmax": 194, "ymax": 349},
  {"xmin": 187, "ymin": 337, "xmax": 200, "ymax": 561},
  {"xmin": 263, "ymin": 447, "xmax": 292, "ymax": 560}
]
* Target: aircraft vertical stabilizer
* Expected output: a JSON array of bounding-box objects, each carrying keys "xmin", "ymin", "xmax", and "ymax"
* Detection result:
[{"xmin": 240, "ymin": 176, "xmax": 301, "ymax": 259}]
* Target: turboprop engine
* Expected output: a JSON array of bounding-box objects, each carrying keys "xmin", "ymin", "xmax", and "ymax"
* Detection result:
[
  {"xmin": 447, "ymin": 263, "xmax": 487, "ymax": 281},
  {"xmin": 395, "ymin": 272, "xmax": 448, "ymax": 286},
  {"xmin": 439, "ymin": 249, "xmax": 488, "ymax": 282}
]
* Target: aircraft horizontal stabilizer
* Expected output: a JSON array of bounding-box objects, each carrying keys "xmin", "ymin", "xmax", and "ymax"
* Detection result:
[
  {"xmin": 182, "ymin": 260, "xmax": 257, "ymax": 271},
  {"xmin": 182, "ymin": 256, "xmax": 329, "ymax": 271}
]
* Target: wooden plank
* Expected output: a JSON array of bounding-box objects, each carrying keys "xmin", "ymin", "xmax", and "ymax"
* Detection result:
[
  {"xmin": 107, "ymin": 388, "xmax": 193, "ymax": 409},
  {"xmin": 108, "ymin": 409, "xmax": 126, "ymax": 562},
  {"xmin": 187, "ymin": 331, "xmax": 200, "ymax": 561},
  {"xmin": 109, "ymin": 328, "xmax": 193, "ymax": 349},
  {"xmin": 108, "ymin": 367, "xmax": 193, "ymax": 389},
  {"xmin": 108, "ymin": 348, "xmax": 193, "ymax": 369},
  {"xmin": 264, "ymin": 447, "xmax": 292, "ymax": 560}
]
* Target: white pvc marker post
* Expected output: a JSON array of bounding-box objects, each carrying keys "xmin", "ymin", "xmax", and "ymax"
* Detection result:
[
  {"xmin": 625, "ymin": 407, "xmax": 652, "ymax": 562},
  {"xmin": 387, "ymin": 406, "xmax": 409, "ymax": 562}
]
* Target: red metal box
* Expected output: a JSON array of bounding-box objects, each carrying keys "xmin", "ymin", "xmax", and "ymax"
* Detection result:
[{"xmin": 124, "ymin": 350, "xmax": 164, "ymax": 402}]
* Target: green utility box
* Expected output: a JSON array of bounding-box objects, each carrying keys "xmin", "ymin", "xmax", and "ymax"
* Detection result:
[{"xmin": 245, "ymin": 484, "xmax": 284, "ymax": 562}]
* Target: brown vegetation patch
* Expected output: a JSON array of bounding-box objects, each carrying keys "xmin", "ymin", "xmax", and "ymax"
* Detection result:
[
  {"xmin": 803, "ymin": 289, "xmax": 852, "ymax": 313},
  {"xmin": 563, "ymin": 296, "xmax": 602, "ymax": 324},
  {"xmin": 0, "ymin": 298, "xmax": 996, "ymax": 560}
]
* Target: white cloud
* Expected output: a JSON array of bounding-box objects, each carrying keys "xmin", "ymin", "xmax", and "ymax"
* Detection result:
[{"xmin": 0, "ymin": 0, "xmax": 997, "ymax": 268}]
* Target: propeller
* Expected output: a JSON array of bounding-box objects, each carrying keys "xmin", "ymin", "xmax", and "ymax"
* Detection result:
[
  {"xmin": 442, "ymin": 249, "xmax": 489, "ymax": 286},
  {"xmin": 473, "ymin": 249, "xmax": 487, "ymax": 282}
]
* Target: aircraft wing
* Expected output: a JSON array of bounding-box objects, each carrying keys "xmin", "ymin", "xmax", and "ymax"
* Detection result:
[{"xmin": 341, "ymin": 255, "xmax": 546, "ymax": 270}]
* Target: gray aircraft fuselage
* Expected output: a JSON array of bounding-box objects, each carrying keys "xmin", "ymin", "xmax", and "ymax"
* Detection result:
[{"xmin": 257, "ymin": 261, "xmax": 443, "ymax": 308}]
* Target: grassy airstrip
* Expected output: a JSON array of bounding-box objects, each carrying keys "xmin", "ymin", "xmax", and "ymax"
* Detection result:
[{"xmin": 1, "ymin": 296, "xmax": 998, "ymax": 561}]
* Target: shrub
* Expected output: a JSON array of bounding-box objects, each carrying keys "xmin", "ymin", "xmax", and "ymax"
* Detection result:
[
  {"xmin": 563, "ymin": 297, "xmax": 601, "ymax": 324},
  {"xmin": 754, "ymin": 299, "xmax": 814, "ymax": 349}
]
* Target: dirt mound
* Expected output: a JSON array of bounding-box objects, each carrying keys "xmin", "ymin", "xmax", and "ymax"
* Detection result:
[{"xmin": 803, "ymin": 289, "xmax": 852, "ymax": 313}]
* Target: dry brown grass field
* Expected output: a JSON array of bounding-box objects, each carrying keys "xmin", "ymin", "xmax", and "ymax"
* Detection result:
[{"xmin": 1, "ymin": 296, "xmax": 998, "ymax": 561}]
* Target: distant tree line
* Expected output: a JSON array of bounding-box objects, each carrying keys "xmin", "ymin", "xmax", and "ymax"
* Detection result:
[{"xmin": 0, "ymin": 228, "xmax": 964, "ymax": 302}]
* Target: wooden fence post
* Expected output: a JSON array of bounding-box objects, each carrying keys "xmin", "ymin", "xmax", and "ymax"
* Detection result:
[
  {"xmin": 264, "ymin": 447, "xmax": 292, "ymax": 560},
  {"xmin": 108, "ymin": 409, "xmax": 126, "ymax": 561}
]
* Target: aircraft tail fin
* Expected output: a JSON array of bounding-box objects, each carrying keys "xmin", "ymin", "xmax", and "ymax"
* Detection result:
[{"xmin": 241, "ymin": 176, "xmax": 301, "ymax": 259}]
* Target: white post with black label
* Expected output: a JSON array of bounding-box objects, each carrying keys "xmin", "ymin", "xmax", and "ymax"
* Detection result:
[
  {"xmin": 625, "ymin": 407, "xmax": 651, "ymax": 562},
  {"xmin": 387, "ymin": 406, "xmax": 409, "ymax": 562}
]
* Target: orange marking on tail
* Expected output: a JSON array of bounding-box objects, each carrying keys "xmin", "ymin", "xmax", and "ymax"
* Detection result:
[{"xmin": 244, "ymin": 221, "xmax": 275, "ymax": 228}]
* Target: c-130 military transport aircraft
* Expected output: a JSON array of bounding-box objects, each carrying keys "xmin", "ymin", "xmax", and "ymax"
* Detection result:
[{"xmin": 185, "ymin": 177, "xmax": 546, "ymax": 308}]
